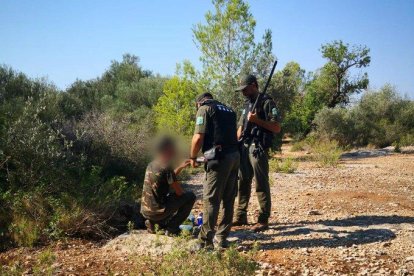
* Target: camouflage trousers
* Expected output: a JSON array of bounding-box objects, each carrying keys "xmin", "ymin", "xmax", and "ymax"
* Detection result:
[
  {"xmin": 236, "ymin": 143, "xmax": 271, "ymax": 223},
  {"xmin": 143, "ymin": 192, "xmax": 196, "ymax": 232},
  {"xmin": 199, "ymin": 150, "xmax": 240, "ymax": 244}
]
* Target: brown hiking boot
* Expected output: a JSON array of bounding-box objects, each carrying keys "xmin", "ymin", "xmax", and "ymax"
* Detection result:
[
  {"xmin": 251, "ymin": 222, "xmax": 269, "ymax": 232},
  {"xmin": 145, "ymin": 220, "xmax": 155, "ymax": 234},
  {"xmin": 232, "ymin": 217, "xmax": 248, "ymax": 226}
]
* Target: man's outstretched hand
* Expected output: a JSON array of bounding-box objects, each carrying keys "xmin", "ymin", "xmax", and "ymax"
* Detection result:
[
  {"xmin": 190, "ymin": 158, "xmax": 199, "ymax": 168},
  {"xmin": 175, "ymin": 159, "xmax": 191, "ymax": 175},
  {"xmin": 180, "ymin": 159, "xmax": 191, "ymax": 169}
]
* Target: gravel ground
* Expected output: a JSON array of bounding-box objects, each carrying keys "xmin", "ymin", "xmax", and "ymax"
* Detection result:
[{"xmin": 1, "ymin": 148, "xmax": 413, "ymax": 275}]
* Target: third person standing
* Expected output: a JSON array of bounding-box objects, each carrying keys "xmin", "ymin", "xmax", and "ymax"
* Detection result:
[{"xmin": 234, "ymin": 74, "xmax": 281, "ymax": 232}]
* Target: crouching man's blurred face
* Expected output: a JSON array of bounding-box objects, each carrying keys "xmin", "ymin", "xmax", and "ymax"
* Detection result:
[{"xmin": 156, "ymin": 138, "xmax": 177, "ymax": 165}]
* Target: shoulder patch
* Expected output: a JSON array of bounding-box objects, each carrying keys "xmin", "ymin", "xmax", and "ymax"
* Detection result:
[
  {"xmin": 196, "ymin": 116, "xmax": 204, "ymax": 125},
  {"xmin": 271, "ymin": 108, "xmax": 278, "ymax": 116}
]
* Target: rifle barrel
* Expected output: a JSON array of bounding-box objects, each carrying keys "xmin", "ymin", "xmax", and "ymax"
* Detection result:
[{"xmin": 251, "ymin": 60, "xmax": 278, "ymax": 112}]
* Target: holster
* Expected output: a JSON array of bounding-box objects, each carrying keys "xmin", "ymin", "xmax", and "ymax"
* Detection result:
[{"xmin": 203, "ymin": 145, "xmax": 222, "ymax": 170}]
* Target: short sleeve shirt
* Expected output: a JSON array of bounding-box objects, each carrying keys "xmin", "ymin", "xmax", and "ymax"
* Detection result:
[
  {"xmin": 194, "ymin": 105, "xmax": 210, "ymax": 134},
  {"xmin": 140, "ymin": 160, "xmax": 177, "ymax": 217}
]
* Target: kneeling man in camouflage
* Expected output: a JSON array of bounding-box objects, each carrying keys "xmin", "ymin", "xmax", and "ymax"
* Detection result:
[{"xmin": 140, "ymin": 136, "xmax": 196, "ymax": 235}]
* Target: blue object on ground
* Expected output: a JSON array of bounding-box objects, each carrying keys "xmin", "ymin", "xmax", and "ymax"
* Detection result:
[
  {"xmin": 179, "ymin": 224, "xmax": 193, "ymax": 231},
  {"xmin": 197, "ymin": 212, "xmax": 203, "ymax": 228}
]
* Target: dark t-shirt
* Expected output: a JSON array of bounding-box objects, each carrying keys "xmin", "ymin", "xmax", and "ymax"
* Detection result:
[{"xmin": 140, "ymin": 160, "xmax": 177, "ymax": 218}]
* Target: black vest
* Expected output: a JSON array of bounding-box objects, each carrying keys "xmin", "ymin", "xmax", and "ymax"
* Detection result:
[
  {"xmin": 242, "ymin": 94, "xmax": 274, "ymax": 148},
  {"xmin": 201, "ymin": 100, "xmax": 238, "ymax": 153}
]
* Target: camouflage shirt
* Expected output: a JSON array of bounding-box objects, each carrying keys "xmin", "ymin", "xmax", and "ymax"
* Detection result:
[{"xmin": 140, "ymin": 160, "xmax": 177, "ymax": 218}]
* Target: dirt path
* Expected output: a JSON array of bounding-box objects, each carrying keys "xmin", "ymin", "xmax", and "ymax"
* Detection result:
[
  {"xmin": 1, "ymin": 149, "xmax": 413, "ymax": 275},
  {"xmin": 231, "ymin": 150, "xmax": 414, "ymax": 275}
]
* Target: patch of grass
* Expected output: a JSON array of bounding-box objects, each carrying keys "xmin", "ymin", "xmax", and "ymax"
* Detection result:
[
  {"xmin": 0, "ymin": 248, "xmax": 56, "ymax": 276},
  {"xmin": 9, "ymin": 216, "xmax": 41, "ymax": 247},
  {"xmin": 0, "ymin": 262, "xmax": 25, "ymax": 276},
  {"xmin": 269, "ymin": 157, "xmax": 298, "ymax": 174},
  {"xmin": 290, "ymin": 140, "xmax": 306, "ymax": 152},
  {"xmin": 127, "ymin": 221, "xmax": 135, "ymax": 234},
  {"xmin": 312, "ymin": 140, "xmax": 342, "ymax": 167},
  {"xmin": 33, "ymin": 248, "xmax": 56, "ymax": 276},
  {"xmin": 134, "ymin": 244, "xmax": 258, "ymax": 275}
]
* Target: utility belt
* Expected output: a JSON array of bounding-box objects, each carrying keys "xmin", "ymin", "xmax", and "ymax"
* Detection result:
[
  {"xmin": 242, "ymin": 131, "xmax": 273, "ymax": 149},
  {"xmin": 203, "ymin": 144, "xmax": 238, "ymax": 170},
  {"xmin": 241, "ymin": 127, "xmax": 273, "ymax": 158}
]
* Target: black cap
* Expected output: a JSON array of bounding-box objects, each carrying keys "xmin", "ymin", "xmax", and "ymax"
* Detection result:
[
  {"xmin": 235, "ymin": 74, "xmax": 257, "ymax": 92},
  {"xmin": 196, "ymin": 92, "xmax": 213, "ymax": 103}
]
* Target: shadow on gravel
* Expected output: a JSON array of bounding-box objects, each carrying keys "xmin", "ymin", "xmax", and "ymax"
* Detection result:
[
  {"xmin": 340, "ymin": 149, "xmax": 391, "ymax": 159},
  {"xmin": 259, "ymin": 215, "xmax": 413, "ymax": 250},
  {"xmin": 316, "ymin": 215, "xmax": 414, "ymax": 227},
  {"xmin": 261, "ymin": 229, "xmax": 396, "ymax": 250}
]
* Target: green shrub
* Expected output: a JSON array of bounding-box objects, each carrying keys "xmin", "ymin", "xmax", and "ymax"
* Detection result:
[
  {"xmin": 313, "ymin": 107, "xmax": 356, "ymax": 146},
  {"xmin": 0, "ymin": 61, "xmax": 160, "ymax": 248},
  {"xmin": 400, "ymin": 133, "xmax": 414, "ymax": 146},
  {"xmin": 269, "ymin": 157, "xmax": 297, "ymax": 173},
  {"xmin": 9, "ymin": 216, "xmax": 41, "ymax": 247},
  {"xmin": 312, "ymin": 140, "xmax": 342, "ymax": 167},
  {"xmin": 290, "ymin": 140, "xmax": 305, "ymax": 152},
  {"xmin": 314, "ymin": 85, "xmax": 414, "ymax": 148}
]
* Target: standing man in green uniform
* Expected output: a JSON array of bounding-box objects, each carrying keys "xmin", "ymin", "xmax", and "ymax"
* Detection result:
[
  {"xmin": 234, "ymin": 75, "xmax": 281, "ymax": 232},
  {"xmin": 190, "ymin": 93, "xmax": 240, "ymax": 248}
]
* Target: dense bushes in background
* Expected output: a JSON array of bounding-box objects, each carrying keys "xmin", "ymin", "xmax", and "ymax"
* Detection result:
[
  {"xmin": 0, "ymin": 55, "xmax": 161, "ymax": 248},
  {"xmin": 314, "ymin": 85, "xmax": 414, "ymax": 147}
]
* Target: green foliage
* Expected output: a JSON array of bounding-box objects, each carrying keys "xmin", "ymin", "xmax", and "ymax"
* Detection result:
[
  {"xmin": 33, "ymin": 248, "xmax": 56, "ymax": 276},
  {"xmin": 154, "ymin": 76, "xmax": 199, "ymax": 136},
  {"xmin": 269, "ymin": 157, "xmax": 297, "ymax": 174},
  {"xmin": 290, "ymin": 141, "xmax": 306, "ymax": 152},
  {"xmin": 270, "ymin": 62, "xmax": 305, "ymax": 120},
  {"xmin": 66, "ymin": 54, "xmax": 165, "ymax": 121},
  {"xmin": 313, "ymin": 107, "xmax": 356, "ymax": 146},
  {"xmin": 9, "ymin": 215, "xmax": 41, "ymax": 247},
  {"xmin": 312, "ymin": 140, "xmax": 342, "ymax": 167},
  {"xmin": 400, "ymin": 133, "xmax": 414, "ymax": 146},
  {"xmin": 193, "ymin": 0, "xmax": 274, "ymax": 110},
  {"xmin": 320, "ymin": 40, "xmax": 370, "ymax": 107},
  {"xmin": 134, "ymin": 245, "xmax": 258, "ymax": 275},
  {"xmin": 269, "ymin": 62, "xmax": 306, "ymax": 146},
  {"xmin": 0, "ymin": 58, "xmax": 155, "ymax": 248},
  {"xmin": 0, "ymin": 248, "xmax": 56, "ymax": 275},
  {"xmin": 314, "ymin": 85, "xmax": 414, "ymax": 148},
  {"xmin": 284, "ymin": 41, "xmax": 371, "ymax": 138}
]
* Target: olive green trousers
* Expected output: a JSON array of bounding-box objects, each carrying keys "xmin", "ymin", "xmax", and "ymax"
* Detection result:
[
  {"xmin": 198, "ymin": 151, "xmax": 240, "ymax": 244},
  {"xmin": 235, "ymin": 143, "xmax": 271, "ymax": 223}
]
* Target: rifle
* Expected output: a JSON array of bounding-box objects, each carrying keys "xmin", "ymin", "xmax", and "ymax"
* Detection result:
[{"xmin": 239, "ymin": 60, "xmax": 278, "ymax": 144}]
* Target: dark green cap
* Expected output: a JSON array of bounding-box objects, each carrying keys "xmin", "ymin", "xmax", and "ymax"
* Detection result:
[
  {"xmin": 235, "ymin": 74, "xmax": 257, "ymax": 92},
  {"xmin": 195, "ymin": 92, "xmax": 213, "ymax": 103}
]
